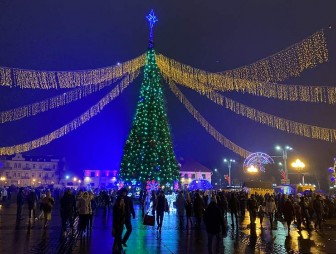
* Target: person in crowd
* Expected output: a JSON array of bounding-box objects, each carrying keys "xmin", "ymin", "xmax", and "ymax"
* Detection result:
[
  {"xmin": 155, "ymin": 190, "xmax": 169, "ymax": 232},
  {"xmin": 313, "ymin": 195, "xmax": 324, "ymax": 230},
  {"xmin": 176, "ymin": 191, "xmax": 186, "ymax": 229},
  {"xmin": 112, "ymin": 194, "xmax": 126, "ymax": 254},
  {"xmin": 229, "ymin": 192, "xmax": 240, "ymax": 228},
  {"xmin": 203, "ymin": 196, "xmax": 225, "ymax": 254},
  {"xmin": 247, "ymin": 194, "xmax": 258, "ymax": 229},
  {"xmin": 139, "ymin": 189, "xmax": 146, "ymax": 217},
  {"xmin": 88, "ymin": 192, "xmax": 97, "ymax": 231},
  {"xmin": 283, "ymin": 195, "xmax": 295, "ymax": 234},
  {"xmin": 60, "ymin": 188, "xmax": 76, "ymax": 236},
  {"xmin": 265, "ymin": 196, "xmax": 276, "ymax": 229},
  {"xmin": 258, "ymin": 202, "xmax": 265, "ymax": 228},
  {"xmin": 27, "ymin": 189, "xmax": 38, "ymax": 221},
  {"xmin": 77, "ymin": 191, "xmax": 91, "ymax": 237},
  {"xmin": 38, "ymin": 193, "xmax": 46, "ymax": 220},
  {"xmin": 239, "ymin": 192, "xmax": 246, "ymax": 218},
  {"xmin": 119, "ymin": 188, "xmax": 135, "ymax": 247},
  {"xmin": 193, "ymin": 191, "xmax": 204, "ymax": 229},
  {"xmin": 294, "ymin": 199, "xmax": 302, "ymax": 231},
  {"xmin": 42, "ymin": 191, "xmax": 55, "ymax": 228},
  {"xmin": 151, "ymin": 190, "xmax": 157, "ymax": 216},
  {"xmin": 185, "ymin": 192, "xmax": 193, "ymax": 229},
  {"xmin": 218, "ymin": 192, "xmax": 228, "ymax": 219},
  {"xmin": 299, "ymin": 196, "xmax": 311, "ymax": 230},
  {"xmin": 16, "ymin": 188, "xmax": 25, "ymax": 222}
]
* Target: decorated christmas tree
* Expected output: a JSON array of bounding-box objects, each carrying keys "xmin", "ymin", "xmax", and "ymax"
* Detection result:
[{"xmin": 119, "ymin": 10, "xmax": 180, "ymax": 187}]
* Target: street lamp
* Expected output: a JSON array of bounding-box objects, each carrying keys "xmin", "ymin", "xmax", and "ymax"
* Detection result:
[
  {"xmin": 291, "ymin": 159, "xmax": 305, "ymax": 184},
  {"xmin": 214, "ymin": 168, "xmax": 221, "ymax": 188},
  {"xmin": 224, "ymin": 159, "xmax": 235, "ymax": 187},
  {"xmin": 275, "ymin": 145, "xmax": 293, "ymax": 184}
]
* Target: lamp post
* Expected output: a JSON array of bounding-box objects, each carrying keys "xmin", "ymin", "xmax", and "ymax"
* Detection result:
[
  {"xmin": 224, "ymin": 159, "xmax": 235, "ymax": 187},
  {"xmin": 291, "ymin": 159, "xmax": 305, "ymax": 184},
  {"xmin": 214, "ymin": 168, "xmax": 221, "ymax": 188},
  {"xmin": 275, "ymin": 145, "xmax": 293, "ymax": 184}
]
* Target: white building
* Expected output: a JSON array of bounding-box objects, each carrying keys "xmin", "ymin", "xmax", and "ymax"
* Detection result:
[
  {"xmin": 180, "ymin": 159, "xmax": 212, "ymax": 186},
  {"xmin": 83, "ymin": 169, "xmax": 118, "ymax": 188},
  {"xmin": 0, "ymin": 153, "xmax": 61, "ymax": 187}
]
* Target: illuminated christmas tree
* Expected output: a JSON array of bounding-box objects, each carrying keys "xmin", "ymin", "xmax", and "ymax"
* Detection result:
[{"xmin": 120, "ymin": 10, "xmax": 180, "ymax": 187}]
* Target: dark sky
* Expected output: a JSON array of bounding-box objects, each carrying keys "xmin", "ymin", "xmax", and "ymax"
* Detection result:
[{"xmin": 0, "ymin": 0, "xmax": 336, "ymax": 189}]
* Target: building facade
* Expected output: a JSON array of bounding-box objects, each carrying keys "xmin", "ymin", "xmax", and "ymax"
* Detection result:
[
  {"xmin": 83, "ymin": 169, "xmax": 118, "ymax": 188},
  {"xmin": 0, "ymin": 153, "xmax": 61, "ymax": 186},
  {"xmin": 179, "ymin": 159, "xmax": 212, "ymax": 185}
]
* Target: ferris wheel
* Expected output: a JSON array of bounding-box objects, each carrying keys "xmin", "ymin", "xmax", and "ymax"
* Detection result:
[{"xmin": 243, "ymin": 152, "xmax": 274, "ymax": 173}]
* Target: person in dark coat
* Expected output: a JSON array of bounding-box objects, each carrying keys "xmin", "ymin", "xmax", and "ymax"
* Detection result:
[
  {"xmin": 27, "ymin": 189, "xmax": 38, "ymax": 221},
  {"xmin": 112, "ymin": 195, "xmax": 126, "ymax": 254},
  {"xmin": 229, "ymin": 192, "xmax": 240, "ymax": 227},
  {"xmin": 119, "ymin": 188, "xmax": 135, "ymax": 247},
  {"xmin": 283, "ymin": 196, "xmax": 295, "ymax": 234},
  {"xmin": 155, "ymin": 190, "xmax": 168, "ymax": 232},
  {"xmin": 313, "ymin": 195, "xmax": 324, "ymax": 230},
  {"xmin": 193, "ymin": 192, "xmax": 204, "ymax": 229},
  {"xmin": 60, "ymin": 188, "xmax": 76, "ymax": 235},
  {"xmin": 185, "ymin": 192, "xmax": 193, "ymax": 229},
  {"xmin": 176, "ymin": 191, "xmax": 186, "ymax": 229},
  {"xmin": 203, "ymin": 196, "xmax": 225, "ymax": 254},
  {"xmin": 16, "ymin": 188, "xmax": 25, "ymax": 222}
]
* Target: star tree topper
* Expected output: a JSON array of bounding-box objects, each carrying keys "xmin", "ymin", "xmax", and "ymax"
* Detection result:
[{"xmin": 146, "ymin": 9, "xmax": 158, "ymax": 46}]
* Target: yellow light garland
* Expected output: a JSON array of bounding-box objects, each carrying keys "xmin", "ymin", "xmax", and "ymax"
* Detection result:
[
  {"xmin": 0, "ymin": 71, "xmax": 139, "ymax": 155},
  {"xmin": 192, "ymin": 86, "xmax": 336, "ymax": 142},
  {"xmin": 221, "ymin": 30, "xmax": 328, "ymax": 82},
  {"xmin": 0, "ymin": 54, "xmax": 145, "ymax": 89},
  {"xmin": 157, "ymin": 53, "xmax": 336, "ymax": 104},
  {"xmin": 167, "ymin": 79, "xmax": 251, "ymax": 158},
  {"xmin": 0, "ymin": 69, "xmax": 141, "ymax": 124}
]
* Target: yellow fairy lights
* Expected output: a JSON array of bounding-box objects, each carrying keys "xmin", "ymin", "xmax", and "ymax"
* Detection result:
[
  {"xmin": 0, "ymin": 54, "xmax": 145, "ymax": 89},
  {"xmin": 157, "ymin": 53, "xmax": 336, "ymax": 104},
  {"xmin": 220, "ymin": 30, "xmax": 328, "ymax": 82},
  {"xmin": 167, "ymin": 79, "xmax": 251, "ymax": 158},
  {"xmin": 0, "ymin": 71, "xmax": 139, "ymax": 155},
  {"xmin": 198, "ymin": 89, "xmax": 336, "ymax": 142},
  {"xmin": 0, "ymin": 70, "xmax": 141, "ymax": 124}
]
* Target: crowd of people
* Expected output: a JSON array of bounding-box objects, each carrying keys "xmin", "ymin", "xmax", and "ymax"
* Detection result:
[{"xmin": 5, "ymin": 185, "xmax": 336, "ymax": 254}]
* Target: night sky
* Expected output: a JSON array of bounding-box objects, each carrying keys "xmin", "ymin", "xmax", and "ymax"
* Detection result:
[{"xmin": 0, "ymin": 0, "xmax": 336, "ymax": 190}]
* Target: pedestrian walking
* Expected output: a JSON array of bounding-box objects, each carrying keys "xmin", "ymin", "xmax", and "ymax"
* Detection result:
[
  {"xmin": 265, "ymin": 196, "xmax": 276, "ymax": 229},
  {"xmin": 313, "ymin": 195, "xmax": 324, "ymax": 230},
  {"xmin": 155, "ymin": 190, "xmax": 169, "ymax": 232},
  {"xmin": 176, "ymin": 191, "xmax": 186, "ymax": 229},
  {"xmin": 77, "ymin": 191, "xmax": 91, "ymax": 236},
  {"xmin": 60, "ymin": 188, "xmax": 76, "ymax": 235},
  {"xmin": 185, "ymin": 192, "xmax": 193, "ymax": 229},
  {"xmin": 42, "ymin": 191, "xmax": 54, "ymax": 228},
  {"xmin": 112, "ymin": 195, "xmax": 126, "ymax": 254},
  {"xmin": 16, "ymin": 188, "xmax": 25, "ymax": 222},
  {"xmin": 203, "ymin": 196, "xmax": 225, "ymax": 254},
  {"xmin": 283, "ymin": 195, "xmax": 295, "ymax": 234},
  {"xmin": 228, "ymin": 192, "xmax": 239, "ymax": 228},
  {"xmin": 193, "ymin": 192, "xmax": 204, "ymax": 229},
  {"xmin": 27, "ymin": 189, "xmax": 38, "ymax": 221},
  {"xmin": 119, "ymin": 188, "xmax": 135, "ymax": 247}
]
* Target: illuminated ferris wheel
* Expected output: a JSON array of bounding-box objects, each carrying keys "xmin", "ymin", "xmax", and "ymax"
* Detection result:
[{"xmin": 243, "ymin": 152, "xmax": 274, "ymax": 173}]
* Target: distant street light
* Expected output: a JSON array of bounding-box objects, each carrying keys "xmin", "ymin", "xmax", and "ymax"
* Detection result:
[
  {"xmin": 275, "ymin": 145, "xmax": 293, "ymax": 184},
  {"xmin": 224, "ymin": 159, "xmax": 235, "ymax": 187},
  {"xmin": 291, "ymin": 159, "xmax": 305, "ymax": 184}
]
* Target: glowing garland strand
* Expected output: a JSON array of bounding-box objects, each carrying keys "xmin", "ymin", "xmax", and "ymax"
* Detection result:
[
  {"xmin": 193, "ymin": 87, "xmax": 336, "ymax": 142},
  {"xmin": 0, "ymin": 54, "xmax": 145, "ymax": 89},
  {"xmin": 0, "ymin": 71, "xmax": 139, "ymax": 155},
  {"xmin": 220, "ymin": 30, "xmax": 328, "ymax": 82},
  {"xmin": 157, "ymin": 53, "xmax": 336, "ymax": 105},
  {"xmin": 0, "ymin": 69, "xmax": 141, "ymax": 124},
  {"xmin": 167, "ymin": 79, "xmax": 251, "ymax": 158}
]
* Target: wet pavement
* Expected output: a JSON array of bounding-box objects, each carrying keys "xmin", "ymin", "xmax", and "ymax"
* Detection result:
[{"xmin": 1, "ymin": 200, "xmax": 336, "ymax": 254}]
